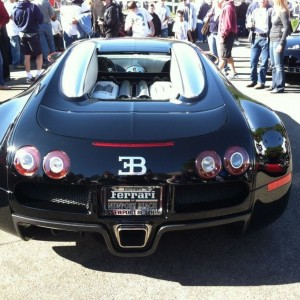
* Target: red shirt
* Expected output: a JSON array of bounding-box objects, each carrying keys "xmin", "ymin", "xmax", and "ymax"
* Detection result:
[
  {"xmin": 0, "ymin": 1, "xmax": 9, "ymax": 29},
  {"xmin": 218, "ymin": 0, "xmax": 238, "ymax": 38}
]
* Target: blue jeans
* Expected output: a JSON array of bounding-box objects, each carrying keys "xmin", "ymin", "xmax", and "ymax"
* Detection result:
[
  {"xmin": 269, "ymin": 39, "xmax": 286, "ymax": 91},
  {"xmin": 207, "ymin": 33, "xmax": 218, "ymax": 57},
  {"xmin": 161, "ymin": 28, "xmax": 169, "ymax": 37},
  {"xmin": 63, "ymin": 32, "xmax": 78, "ymax": 49},
  {"xmin": 10, "ymin": 35, "xmax": 23, "ymax": 66},
  {"xmin": 197, "ymin": 20, "xmax": 206, "ymax": 42},
  {"xmin": 0, "ymin": 50, "xmax": 5, "ymax": 85},
  {"xmin": 38, "ymin": 23, "xmax": 56, "ymax": 63},
  {"xmin": 250, "ymin": 36, "xmax": 269, "ymax": 84}
]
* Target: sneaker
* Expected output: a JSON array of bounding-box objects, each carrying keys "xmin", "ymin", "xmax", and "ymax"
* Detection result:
[
  {"xmin": 26, "ymin": 77, "xmax": 35, "ymax": 84},
  {"xmin": 0, "ymin": 85, "xmax": 11, "ymax": 90},
  {"xmin": 254, "ymin": 83, "xmax": 265, "ymax": 89},
  {"xmin": 266, "ymin": 87, "xmax": 274, "ymax": 91},
  {"xmin": 227, "ymin": 73, "xmax": 238, "ymax": 80},
  {"xmin": 246, "ymin": 82, "xmax": 257, "ymax": 87},
  {"xmin": 271, "ymin": 89, "xmax": 284, "ymax": 94}
]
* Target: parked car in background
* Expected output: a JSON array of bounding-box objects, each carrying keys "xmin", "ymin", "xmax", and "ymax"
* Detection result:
[{"xmin": 284, "ymin": 33, "xmax": 300, "ymax": 73}]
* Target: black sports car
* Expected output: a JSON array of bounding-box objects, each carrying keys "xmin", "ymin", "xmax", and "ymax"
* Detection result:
[
  {"xmin": 284, "ymin": 33, "xmax": 300, "ymax": 73},
  {"xmin": 0, "ymin": 38, "xmax": 292, "ymax": 256}
]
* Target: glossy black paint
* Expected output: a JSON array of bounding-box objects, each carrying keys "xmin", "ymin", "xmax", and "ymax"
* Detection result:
[
  {"xmin": 284, "ymin": 33, "xmax": 300, "ymax": 73},
  {"xmin": 0, "ymin": 38, "xmax": 292, "ymax": 256}
]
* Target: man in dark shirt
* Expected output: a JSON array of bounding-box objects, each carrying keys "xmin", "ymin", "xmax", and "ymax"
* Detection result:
[
  {"xmin": 92, "ymin": 0, "xmax": 106, "ymax": 37},
  {"xmin": 13, "ymin": 0, "xmax": 44, "ymax": 83},
  {"xmin": 196, "ymin": 0, "xmax": 210, "ymax": 42},
  {"xmin": 97, "ymin": 0, "xmax": 119, "ymax": 37}
]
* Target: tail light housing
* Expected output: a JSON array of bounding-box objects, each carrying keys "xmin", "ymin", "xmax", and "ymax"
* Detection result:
[
  {"xmin": 195, "ymin": 151, "xmax": 222, "ymax": 179},
  {"xmin": 43, "ymin": 151, "xmax": 70, "ymax": 179},
  {"xmin": 224, "ymin": 146, "xmax": 250, "ymax": 175},
  {"xmin": 14, "ymin": 146, "xmax": 40, "ymax": 176}
]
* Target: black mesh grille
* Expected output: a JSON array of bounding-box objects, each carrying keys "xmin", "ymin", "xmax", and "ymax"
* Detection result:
[
  {"xmin": 14, "ymin": 182, "xmax": 92, "ymax": 213},
  {"xmin": 173, "ymin": 181, "xmax": 249, "ymax": 212}
]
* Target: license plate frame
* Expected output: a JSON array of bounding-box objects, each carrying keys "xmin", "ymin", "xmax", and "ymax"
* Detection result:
[{"xmin": 103, "ymin": 186, "xmax": 163, "ymax": 216}]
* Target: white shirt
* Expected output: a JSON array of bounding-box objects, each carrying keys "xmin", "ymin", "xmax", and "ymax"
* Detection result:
[
  {"xmin": 172, "ymin": 20, "xmax": 188, "ymax": 40},
  {"xmin": 60, "ymin": 4, "xmax": 83, "ymax": 36},
  {"xmin": 253, "ymin": 7, "xmax": 269, "ymax": 34},
  {"xmin": 155, "ymin": 3, "xmax": 171, "ymax": 30},
  {"xmin": 51, "ymin": 19, "xmax": 63, "ymax": 35},
  {"xmin": 4, "ymin": 1, "xmax": 20, "ymax": 37},
  {"xmin": 125, "ymin": 8, "xmax": 153, "ymax": 37}
]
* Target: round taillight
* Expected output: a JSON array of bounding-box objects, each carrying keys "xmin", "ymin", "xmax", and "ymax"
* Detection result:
[
  {"xmin": 43, "ymin": 151, "xmax": 70, "ymax": 179},
  {"xmin": 195, "ymin": 151, "xmax": 222, "ymax": 179},
  {"xmin": 224, "ymin": 146, "xmax": 250, "ymax": 175},
  {"xmin": 14, "ymin": 146, "xmax": 40, "ymax": 176}
]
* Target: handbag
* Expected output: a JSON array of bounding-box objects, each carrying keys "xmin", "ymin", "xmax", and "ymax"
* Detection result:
[{"xmin": 201, "ymin": 17, "xmax": 210, "ymax": 36}]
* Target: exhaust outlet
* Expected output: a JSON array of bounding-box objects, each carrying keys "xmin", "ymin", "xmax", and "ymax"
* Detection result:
[{"xmin": 113, "ymin": 224, "xmax": 152, "ymax": 248}]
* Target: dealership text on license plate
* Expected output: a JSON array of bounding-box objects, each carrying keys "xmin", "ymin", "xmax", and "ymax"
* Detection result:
[{"xmin": 104, "ymin": 186, "xmax": 163, "ymax": 216}]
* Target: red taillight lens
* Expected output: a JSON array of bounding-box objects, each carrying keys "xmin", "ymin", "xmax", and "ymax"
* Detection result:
[
  {"xmin": 195, "ymin": 151, "xmax": 222, "ymax": 179},
  {"xmin": 224, "ymin": 146, "xmax": 250, "ymax": 175},
  {"xmin": 43, "ymin": 151, "xmax": 70, "ymax": 179},
  {"xmin": 14, "ymin": 146, "xmax": 40, "ymax": 176}
]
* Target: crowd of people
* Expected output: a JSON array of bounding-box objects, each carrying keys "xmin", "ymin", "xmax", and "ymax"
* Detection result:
[{"xmin": 0, "ymin": 0, "xmax": 299, "ymax": 92}]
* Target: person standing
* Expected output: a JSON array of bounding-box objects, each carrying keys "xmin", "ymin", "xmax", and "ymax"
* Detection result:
[
  {"xmin": 218, "ymin": 0, "xmax": 238, "ymax": 79},
  {"xmin": 172, "ymin": 9, "xmax": 188, "ymax": 40},
  {"xmin": 125, "ymin": 1, "xmax": 155, "ymax": 37},
  {"xmin": 246, "ymin": 0, "xmax": 272, "ymax": 89},
  {"xmin": 155, "ymin": 0, "xmax": 171, "ymax": 37},
  {"xmin": 176, "ymin": 0, "xmax": 197, "ymax": 43},
  {"xmin": 60, "ymin": 0, "xmax": 83, "ymax": 48},
  {"xmin": 205, "ymin": 0, "xmax": 222, "ymax": 57},
  {"xmin": 4, "ymin": 0, "xmax": 24, "ymax": 69},
  {"xmin": 34, "ymin": 0, "xmax": 56, "ymax": 68},
  {"xmin": 196, "ymin": 0, "xmax": 210, "ymax": 42},
  {"xmin": 97, "ymin": 0, "xmax": 119, "ymax": 37},
  {"xmin": 0, "ymin": 0, "xmax": 11, "ymax": 90},
  {"xmin": 268, "ymin": 0, "xmax": 290, "ymax": 93},
  {"xmin": 13, "ymin": 0, "xmax": 44, "ymax": 84},
  {"xmin": 51, "ymin": 14, "xmax": 64, "ymax": 51},
  {"xmin": 148, "ymin": 3, "xmax": 162, "ymax": 37},
  {"xmin": 91, "ymin": 0, "xmax": 105, "ymax": 37}
]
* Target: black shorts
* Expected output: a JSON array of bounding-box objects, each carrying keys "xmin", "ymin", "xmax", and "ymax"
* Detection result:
[
  {"xmin": 20, "ymin": 34, "xmax": 42, "ymax": 56},
  {"xmin": 219, "ymin": 32, "xmax": 236, "ymax": 59}
]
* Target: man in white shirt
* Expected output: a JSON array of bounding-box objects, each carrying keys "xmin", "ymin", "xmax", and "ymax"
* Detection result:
[
  {"xmin": 60, "ymin": 0, "xmax": 83, "ymax": 47},
  {"xmin": 4, "ymin": 0, "xmax": 24, "ymax": 69},
  {"xmin": 125, "ymin": 1, "xmax": 155, "ymax": 37},
  {"xmin": 246, "ymin": 0, "xmax": 272, "ymax": 89}
]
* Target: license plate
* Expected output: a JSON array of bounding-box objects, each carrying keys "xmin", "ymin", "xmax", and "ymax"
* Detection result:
[{"xmin": 103, "ymin": 186, "xmax": 163, "ymax": 216}]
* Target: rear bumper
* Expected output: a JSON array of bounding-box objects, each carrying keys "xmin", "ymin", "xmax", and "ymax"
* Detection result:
[{"xmin": 12, "ymin": 212, "xmax": 251, "ymax": 257}]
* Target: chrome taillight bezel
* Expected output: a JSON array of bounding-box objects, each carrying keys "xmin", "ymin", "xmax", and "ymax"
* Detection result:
[
  {"xmin": 43, "ymin": 150, "xmax": 70, "ymax": 179},
  {"xmin": 13, "ymin": 146, "xmax": 41, "ymax": 176},
  {"xmin": 224, "ymin": 146, "xmax": 250, "ymax": 175},
  {"xmin": 195, "ymin": 151, "xmax": 222, "ymax": 179}
]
